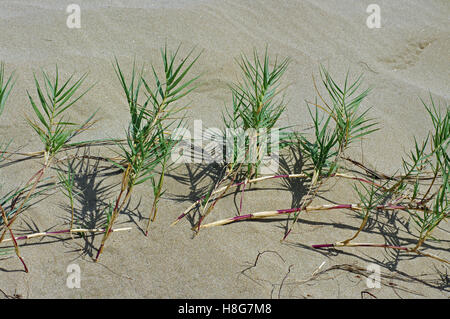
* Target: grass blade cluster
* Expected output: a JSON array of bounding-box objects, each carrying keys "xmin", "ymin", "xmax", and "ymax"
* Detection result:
[
  {"xmin": 314, "ymin": 66, "xmax": 378, "ymax": 152},
  {"xmin": 223, "ymin": 48, "xmax": 290, "ymax": 178},
  {"xmin": 297, "ymin": 105, "xmax": 338, "ymax": 180},
  {"xmin": 95, "ymin": 46, "xmax": 201, "ymax": 261},
  {"xmin": 26, "ymin": 66, "xmax": 96, "ymax": 163}
]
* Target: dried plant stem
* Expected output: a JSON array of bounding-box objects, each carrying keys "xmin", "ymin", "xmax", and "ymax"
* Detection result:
[
  {"xmin": 419, "ymin": 169, "xmax": 439, "ymax": 204},
  {"xmin": 2, "ymin": 144, "xmax": 123, "ymax": 163},
  {"xmin": 194, "ymin": 166, "xmax": 242, "ymax": 231},
  {"xmin": 198, "ymin": 203, "xmax": 410, "ymax": 229},
  {"xmin": 145, "ymin": 165, "xmax": 166, "ymax": 236},
  {"xmin": 144, "ymin": 198, "xmax": 159, "ymax": 237},
  {"xmin": 341, "ymin": 213, "xmax": 370, "ymax": 245},
  {"xmin": 2, "ymin": 150, "xmax": 43, "ymax": 158},
  {"xmin": 56, "ymin": 154, "xmax": 122, "ymax": 165},
  {"xmin": 1, "ymin": 227, "xmax": 132, "ymax": 243},
  {"xmin": 0, "ymin": 203, "xmax": 28, "ymax": 272},
  {"xmin": 414, "ymin": 250, "xmax": 449, "ymax": 264},
  {"xmin": 171, "ymin": 172, "xmax": 383, "ymax": 226},
  {"xmin": 95, "ymin": 166, "xmax": 132, "ymax": 262},
  {"xmin": 412, "ymin": 212, "xmax": 447, "ymax": 252},
  {"xmin": 312, "ymin": 242, "xmax": 449, "ymax": 264},
  {"xmin": 68, "ymin": 194, "xmax": 75, "ymax": 240},
  {"xmin": 239, "ymin": 178, "xmax": 248, "ymax": 214},
  {"xmin": 343, "ymin": 157, "xmax": 436, "ymax": 181},
  {"xmin": 145, "ymin": 196, "xmax": 159, "ymax": 235},
  {"xmin": 282, "ymin": 171, "xmax": 322, "ymax": 241},
  {"xmin": 0, "ymin": 157, "xmax": 51, "ymax": 244}
]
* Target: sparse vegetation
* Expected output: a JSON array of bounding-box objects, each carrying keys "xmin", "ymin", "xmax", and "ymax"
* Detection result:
[{"xmin": 0, "ymin": 49, "xmax": 448, "ymax": 275}]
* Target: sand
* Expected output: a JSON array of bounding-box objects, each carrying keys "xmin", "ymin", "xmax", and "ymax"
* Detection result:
[{"xmin": 0, "ymin": 0, "xmax": 449, "ymax": 298}]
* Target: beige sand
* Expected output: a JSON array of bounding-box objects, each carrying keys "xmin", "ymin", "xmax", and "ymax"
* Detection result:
[{"xmin": 0, "ymin": 0, "xmax": 449, "ymax": 298}]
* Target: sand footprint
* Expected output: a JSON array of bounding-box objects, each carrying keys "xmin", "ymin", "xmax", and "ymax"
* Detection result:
[{"xmin": 378, "ymin": 38, "xmax": 436, "ymax": 70}]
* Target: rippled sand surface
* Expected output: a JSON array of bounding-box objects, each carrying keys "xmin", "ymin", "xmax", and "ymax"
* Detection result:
[{"xmin": 0, "ymin": 0, "xmax": 448, "ymax": 298}]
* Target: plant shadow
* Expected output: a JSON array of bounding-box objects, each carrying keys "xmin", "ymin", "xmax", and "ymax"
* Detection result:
[
  {"xmin": 165, "ymin": 142, "xmax": 228, "ymax": 229},
  {"xmin": 56, "ymin": 148, "xmax": 118, "ymax": 258}
]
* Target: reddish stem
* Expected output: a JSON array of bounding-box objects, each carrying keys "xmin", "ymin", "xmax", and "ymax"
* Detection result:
[
  {"xmin": 311, "ymin": 244, "xmax": 334, "ymax": 248},
  {"xmin": 312, "ymin": 242, "xmax": 410, "ymax": 251}
]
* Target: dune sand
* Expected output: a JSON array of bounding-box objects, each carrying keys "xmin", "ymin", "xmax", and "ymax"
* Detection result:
[{"xmin": 0, "ymin": 0, "xmax": 449, "ymax": 298}]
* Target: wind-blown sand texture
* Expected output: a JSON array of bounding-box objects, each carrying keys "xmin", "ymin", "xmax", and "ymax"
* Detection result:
[{"xmin": 0, "ymin": 0, "xmax": 449, "ymax": 298}]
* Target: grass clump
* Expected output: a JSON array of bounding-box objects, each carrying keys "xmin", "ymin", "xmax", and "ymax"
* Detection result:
[
  {"xmin": 95, "ymin": 46, "xmax": 201, "ymax": 261},
  {"xmin": 223, "ymin": 48, "xmax": 290, "ymax": 178},
  {"xmin": 196, "ymin": 92, "xmax": 449, "ymax": 264},
  {"xmin": 280, "ymin": 67, "xmax": 377, "ymax": 239},
  {"xmin": 180, "ymin": 49, "xmax": 291, "ymax": 232},
  {"xmin": 0, "ymin": 62, "xmax": 26, "ymax": 271},
  {"xmin": 177, "ymin": 63, "xmax": 448, "ymax": 265},
  {"xmin": 0, "ymin": 65, "xmax": 96, "ymax": 272},
  {"xmin": 314, "ymin": 66, "xmax": 377, "ymax": 153},
  {"xmin": 26, "ymin": 66, "xmax": 96, "ymax": 163},
  {"xmin": 297, "ymin": 105, "xmax": 338, "ymax": 182},
  {"xmin": 9, "ymin": 67, "xmax": 97, "ymax": 228},
  {"xmin": 318, "ymin": 100, "xmax": 448, "ymax": 263}
]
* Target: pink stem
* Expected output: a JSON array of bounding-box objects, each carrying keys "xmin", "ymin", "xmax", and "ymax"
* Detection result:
[
  {"xmin": 174, "ymin": 174, "xmax": 295, "ymax": 222},
  {"xmin": 15, "ymin": 229, "xmax": 71, "ymax": 241},
  {"xmin": 239, "ymin": 181, "xmax": 247, "ymax": 214},
  {"xmin": 4, "ymin": 228, "xmax": 130, "ymax": 242},
  {"xmin": 174, "ymin": 173, "xmax": 384, "ymax": 224},
  {"xmin": 311, "ymin": 244, "xmax": 334, "ymax": 248},
  {"xmin": 200, "ymin": 203, "xmax": 414, "ymax": 229},
  {"xmin": 312, "ymin": 243, "xmax": 410, "ymax": 251}
]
